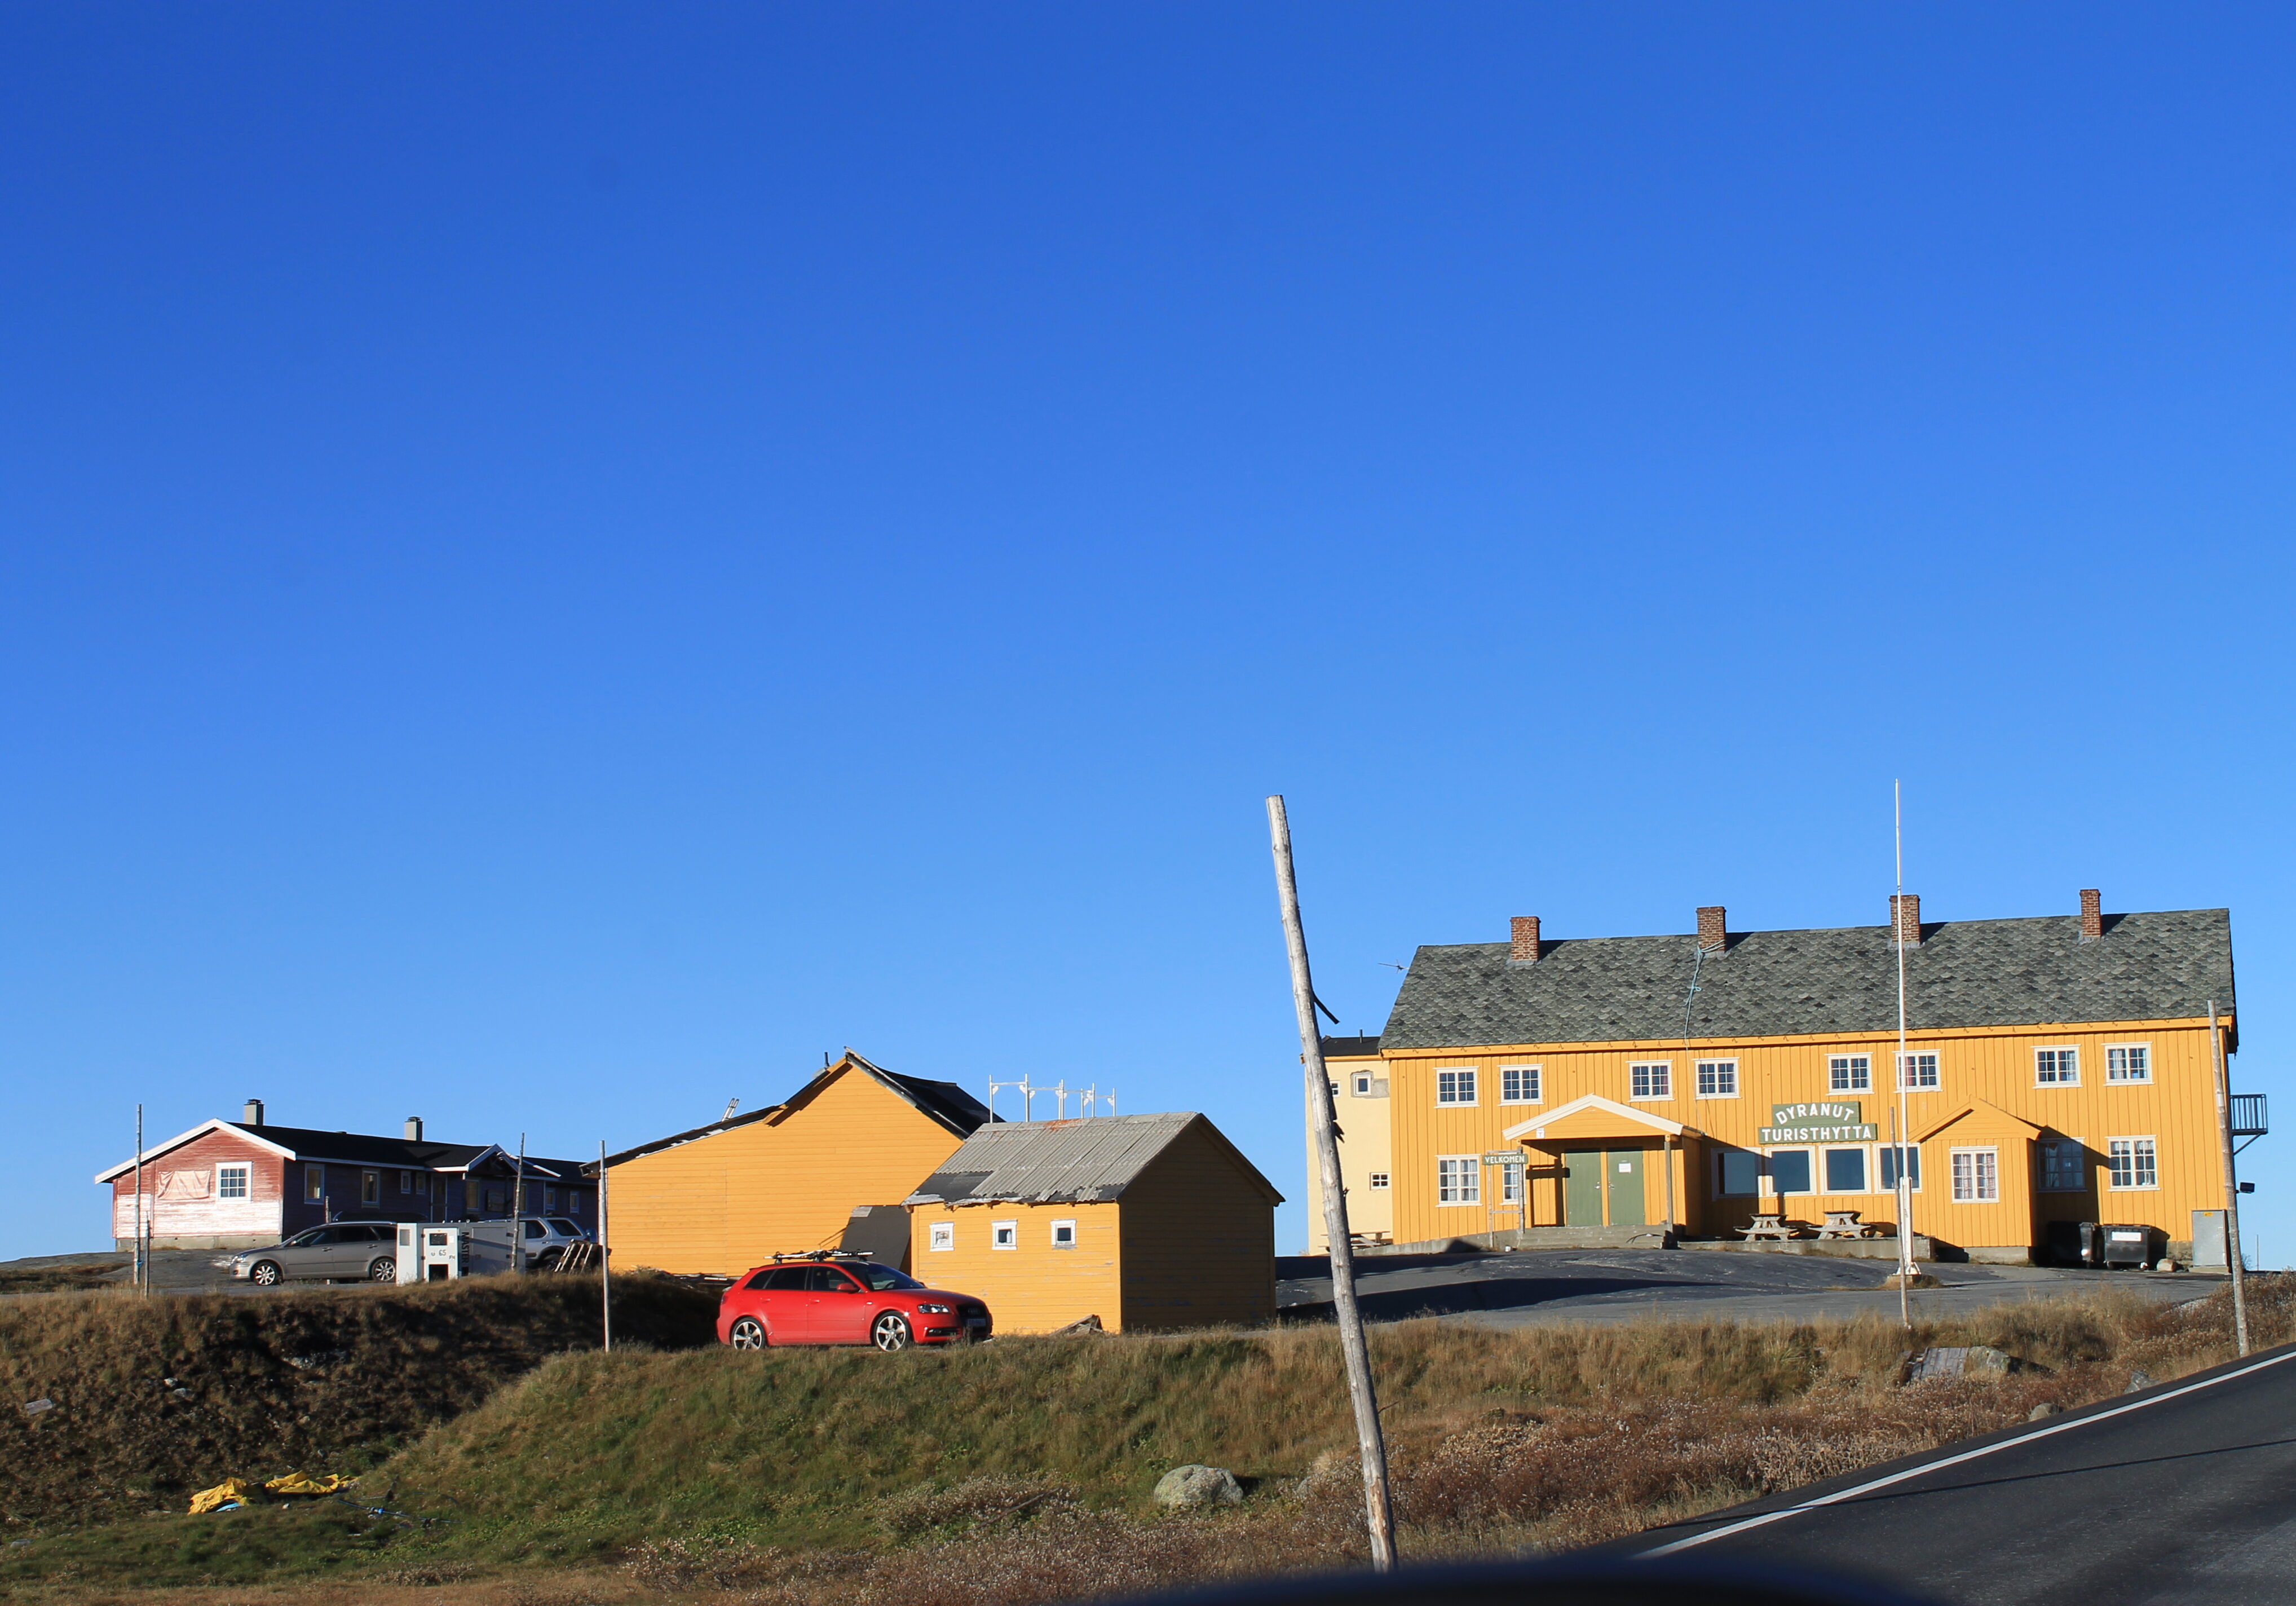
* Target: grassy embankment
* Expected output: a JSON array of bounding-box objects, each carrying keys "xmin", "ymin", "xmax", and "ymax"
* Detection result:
[{"xmin": 2, "ymin": 1274, "xmax": 2285, "ymax": 1605}]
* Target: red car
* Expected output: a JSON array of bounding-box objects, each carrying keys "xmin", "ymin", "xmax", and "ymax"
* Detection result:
[{"xmin": 716, "ymin": 1255, "xmax": 992, "ymax": 1351}]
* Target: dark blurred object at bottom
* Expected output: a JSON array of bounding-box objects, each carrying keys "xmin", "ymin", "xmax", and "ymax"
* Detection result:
[{"xmin": 1105, "ymin": 1557, "xmax": 1942, "ymax": 1606}]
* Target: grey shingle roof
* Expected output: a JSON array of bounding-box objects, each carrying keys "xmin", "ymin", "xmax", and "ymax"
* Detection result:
[
  {"xmin": 906, "ymin": 1112, "xmax": 1279, "ymax": 1206},
  {"xmin": 1379, "ymin": 910, "xmax": 2235, "ymax": 1049}
]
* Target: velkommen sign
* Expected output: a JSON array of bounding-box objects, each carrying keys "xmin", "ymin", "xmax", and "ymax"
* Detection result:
[{"xmin": 1759, "ymin": 1101, "xmax": 1880, "ymax": 1145}]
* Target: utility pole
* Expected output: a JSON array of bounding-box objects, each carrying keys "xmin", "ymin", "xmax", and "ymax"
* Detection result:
[
  {"xmin": 133, "ymin": 1104, "xmax": 144, "ymax": 1294},
  {"xmin": 2210, "ymin": 1001, "xmax": 2249, "ymax": 1356},
  {"xmin": 1267, "ymin": 796, "xmax": 1396, "ymax": 1572},
  {"xmin": 1892, "ymin": 782, "xmax": 1915, "ymax": 1331},
  {"xmin": 513, "ymin": 1133, "xmax": 527, "ymax": 1275},
  {"xmin": 598, "ymin": 1139, "xmax": 612, "ymax": 1352}
]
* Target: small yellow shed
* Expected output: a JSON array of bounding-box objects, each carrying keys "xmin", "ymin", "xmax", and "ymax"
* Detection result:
[
  {"xmin": 597, "ymin": 1051, "xmax": 990, "ymax": 1277},
  {"xmin": 904, "ymin": 1111, "xmax": 1282, "ymax": 1334}
]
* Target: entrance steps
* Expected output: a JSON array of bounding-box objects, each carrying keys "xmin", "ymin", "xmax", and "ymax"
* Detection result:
[{"xmin": 1359, "ymin": 1224, "xmax": 1673, "ymax": 1256}]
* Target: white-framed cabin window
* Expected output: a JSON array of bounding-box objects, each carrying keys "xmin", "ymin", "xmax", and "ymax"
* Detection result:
[
  {"xmin": 2039, "ymin": 1139, "xmax": 2086, "ymax": 1192},
  {"xmin": 1500, "ymin": 1065, "xmax": 1542, "ymax": 1104},
  {"xmin": 1950, "ymin": 1148, "xmax": 2000, "ymax": 1202},
  {"xmin": 1695, "ymin": 1059, "xmax": 1738, "ymax": 1098},
  {"xmin": 929, "ymin": 1221, "xmax": 955, "ymax": 1251},
  {"xmin": 1436, "ymin": 1069, "xmax": 1478, "ymax": 1105},
  {"xmin": 1367, "ymin": 1172, "xmax": 1390, "ymax": 1189},
  {"xmin": 1497, "ymin": 1158, "xmax": 1525, "ymax": 1204},
  {"xmin": 1879, "ymin": 1144, "xmax": 1922, "ymax": 1193},
  {"xmin": 1352, "ymin": 1072, "xmax": 1373, "ymax": 1096},
  {"xmin": 1767, "ymin": 1148, "xmax": 1813, "ymax": 1194},
  {"xmin": 304, "ymin": 1164, "xmax": 325, "ymax": 1202},
  {"xmin": 991, "ymin": 1220, "xmax": 1018, "ymax": 1250},
  {"xmin": 1829, "ymin": 1055, "xmax": 1871, "ymax": 1093},
  {"xmin": 1436, "ymin": 1157, "xmax": 1481, "ymax": 1205},
  {"xmin": 2107, "ymin": 1137, "xmax": 2158, "ymax": 1190},
  {"xmin": 217, "ymin": 1163, "xmax": 250, "ymax": 1201},
  {"xmin": 1050, "ymin": 1219, "xmax": 1078, "ymax": 1248},
  {"xmin": 2106, "ymin": 1045, "xmax": 2151, "ymax": 1083},
  {"xmin": 2034, "ymin": 1047, "xmax": 2080, "ymax": 1086},
  {"xmin": 1822, "ymin": 1147, "xmax": 1868, "ymax": 1193},
  {"xmin": 1898, "ymin": 1052, "xmax": 1939, "ymax": 1090},
  {"xmin": 1715, "ymin": 1149, "xmax": 1761, "ymax": 1197},
  {"xmin": 1630, "ymin": 1061, "xmax": 1672, "ymax": 1100}
]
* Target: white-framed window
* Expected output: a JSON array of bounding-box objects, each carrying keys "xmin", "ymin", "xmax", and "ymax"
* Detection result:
[
  {"xmin": 218, "ymin": 1163, "xmax": 250, "ymax": 1201},
  {"xmin": 1630, "ymin": 1061, "xmax": 1672, "ymax": 1100},
  {"xmin": 1367, "ymin": 1172, "xmax": 1390, "ymax": 1189},
  {"xmin": 545, "ymin": 1186, "xmax": 559, "ymax": 1211},
  {"xmin": 1829, "ymin": 1055, "xmax": 1871, "ymax": 1093},
  {"xmin": 1436, "ymin": 1157, "xmax": 1481, "ymax": 1205},
  {"xmin": 1695, "ymin": 1059, "xmax": 1738, "ymax": 1098},
  {"xmin": 929, "ymin": 1221, "xmax": 955, "ymax": 1252},
  {"xmin": 1768, "ymin": 1149, "xmax": 1813, "ymax": 1194},
  {"xmin": 567, "ymin": 1191, "xmax": 581, "ymax": 1215},
  {"xmin": 1898, "ymin": 1052, "xmax": 1939, "ymax": 1089},
  {"xmin": 992, "ymin": 1220, "xmax": 1018, "ymax": 1250},
  {"xmin": 1328, "ymin": 1081, "xmax": 1340, "ymax": 1100},
  {"xmin": 400, "ymin": 1171, "xmax": 414, "ymax": 1194},
  {"xmin": 1823, "ymin": 1147, "xmax": 1868, "ymax": 1193},
  {"xmin": 1715, "ymin": 1150, "xmax": 1761, "ymax": 1197},
  {"xmin": 1498, "ymin": 1159, "xmax": 1524, "ymax": 1204},
  {"xmin": 1436, "ymin": 1069, "xmax": 1478, "ymax": 1105},
  {"xmin": 1879, "ymin": 1144, "xmax": 1922, "ymax": 1193},
  {"xmin": 2106, "ymin": 1045, "xmax": 2151, "ymax": 1083},
  {"xmin": 1500, "ymin": 1065, "xmax": 1542, "ymax": 1104},
  {"xmin": 2107, "ymin": 1137, "xmax": 2158, "ymax": 1190},
  {"xmin": 2040, "ymin": 1140, "xmax": 2086, "ymax": 1192},
  {"xmin": 362, "ymin": 1169, "xmax": 381, "ymax": 1204},
  {"xmin": 1950, "ymin": 1148, "xmax": 1999, "ymax": 1202},
  {"xmin": 1050, "ymin": 1219, "xmax": 1077, "ymax": 1248},
  {"xmin": 2035, "ymin": 1047, "xmax": 2080, "ymax": 1086},
  {"xmin": 1353, "ymin": 1073, "xmax": 1374, "ymax": 1096},
  {"xmin": 304, "ymin": 1164, "xmax": 325, "ymax": 1202}
]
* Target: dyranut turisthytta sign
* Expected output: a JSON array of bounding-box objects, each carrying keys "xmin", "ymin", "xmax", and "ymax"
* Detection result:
[{"xmin": 1760, "ymin": 1100, "xmax": 1880, "ymax": 1144}]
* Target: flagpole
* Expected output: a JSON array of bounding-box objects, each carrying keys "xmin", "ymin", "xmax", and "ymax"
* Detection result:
[{"xmin": 1893, "ymin": 782, "xmax": 1915, "ymax": 1329}]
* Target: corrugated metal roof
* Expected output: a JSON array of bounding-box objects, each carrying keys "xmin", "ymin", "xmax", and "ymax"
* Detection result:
[{"xmin": 905, "ymin": 1112, "xmax": 1206, "ymax": 1206}]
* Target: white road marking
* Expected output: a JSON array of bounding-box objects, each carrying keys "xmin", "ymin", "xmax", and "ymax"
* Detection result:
[{"xmin": 1640, "ymin": 1345, "xmax": 2296, "ymax": 1558}]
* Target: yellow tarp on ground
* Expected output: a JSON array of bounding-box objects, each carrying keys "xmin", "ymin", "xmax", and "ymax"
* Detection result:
[
  {"xmin": 187, "ymin": 1479, "xmax": 252, "ymax": 1515},
  {"xmin": 188, "ymin": 1472, "xmax": 355, "ymax": 1512}
]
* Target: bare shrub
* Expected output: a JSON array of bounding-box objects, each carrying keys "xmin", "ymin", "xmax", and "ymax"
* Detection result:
[{"xmin": 876, "ymin": 1475, "xmax": 1081, "ymax": 1538}]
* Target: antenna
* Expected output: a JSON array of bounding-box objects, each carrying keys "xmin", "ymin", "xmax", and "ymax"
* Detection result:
[{"xmin": 722, "ymin": 1097, "xmax": 740, "ymax": 1122}]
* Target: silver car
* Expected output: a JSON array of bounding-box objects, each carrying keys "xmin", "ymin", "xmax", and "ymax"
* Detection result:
[{"xmin": 219, "ymin": 1221, "xmax": 400, "ymax": 1286}]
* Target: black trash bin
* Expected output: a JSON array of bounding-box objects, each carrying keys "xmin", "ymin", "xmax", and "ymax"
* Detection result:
[{"xmin": 2100, "ymin": 1223, "xmax": 2154, "ymax": 1268}]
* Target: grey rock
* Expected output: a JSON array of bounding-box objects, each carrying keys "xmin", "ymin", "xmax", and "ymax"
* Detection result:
[
  {"xmin": 2028, "ymin": 1402, "xmax": 2064, "ymax": 1421},
  {"xmin": 2126, "ymin": 1368, "xmax": 2156, "ymax": 1393},
  {"xmin": 21, "ymin": 1398, "xmax": 54, "ymax": 1416},
  {"xmin": 1153, "ymin": 1464, "xmax": 1243, "ymax": 1510}
]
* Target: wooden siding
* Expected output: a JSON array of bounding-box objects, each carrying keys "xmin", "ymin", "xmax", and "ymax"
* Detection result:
[
  {"xmin": 111, "ymin": 1128, "xmax": 284, "ymax": 1246},
  {"xmin": 1117, "ymin": 1120, "xmax": 1278, "ymax": 1330},
  {"xmin": 606, "ymin": 1066, "xmax": 967, "ymax": 1276},
  {"xmin": 1381, "ymin": 1017, "xmax": 2229, "ymax": 1256},
  {"xmin": 1306, "ymin": 1053, "xmax": 1392, "ymax": 1252},
  {"xmin": 908, "ymin": 1201, "xmax": 1123, "ymax": 1334}
]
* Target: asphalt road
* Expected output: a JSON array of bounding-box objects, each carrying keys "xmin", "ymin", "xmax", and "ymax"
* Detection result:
[
  {"xmin": 1276, "ymin": 1248, "xmax": 2218, "ymax": 1328},
  {"xmin": 1631, "ymin": 1341, "xmax": 2296, "ymax": 1605}
]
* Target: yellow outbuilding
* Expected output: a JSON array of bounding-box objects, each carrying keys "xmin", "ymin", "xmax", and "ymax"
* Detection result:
[{"xmin": 904, "ymin": 1111, "xmax": 1282, "ymax": 1334}]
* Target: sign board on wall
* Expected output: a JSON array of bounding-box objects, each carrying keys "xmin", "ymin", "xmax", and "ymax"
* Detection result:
[{"xmin": 1760, "ymin": 1100, "xmax": 1880, "ymax": 1144}]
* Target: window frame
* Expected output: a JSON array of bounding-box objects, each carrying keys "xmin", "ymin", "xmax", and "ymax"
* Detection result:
[
  {"xmin": 2034, "ymin": 1046, "xmax": 2081, "ymax": 1087},
  {"xmin": 1715, "ymin": 1149, "xmax": 1761, "ymax": 1198},
  {"xmin": 1878, "ymin": 1144, "xmax": 1923, "ymax": 1194},
  {"xmin": 1629, "ymin": 1061, "xmax": 1673, "ymax": 1101},
  {"xmin": 2039, "ymin": 1138, "xmax": 2088, "ymax": 1193},
  {"xmin": 1435, "ymin": 1068, "xmax": 1479, "ymax": 1106},
  {"xmin": 1499, "ymin": 1065, "xmax": 1543, "ymax": 1105},
  {"xmin": 1694, "ymin": 1058, "xmax": 1738, "ymax": 1099},
  {"xmin": 2106, "ymin": 1136, "xmax": 2159, "ymax": 1191},
  {"xmin": 1436, "ymin": 1155, "xmax": 1482, "ymax": 1206},
  {"xmin": 1050, "ymin": 1219, "xmax": 1078, "ymax": 1249},
  {"xmin": 1898, "ymin": 1052, "xmax": 1940, "ymax": 1090},
  {"xmin": 304, "ymin": 1164, "xmax": 325, "ymax": 1203},
  {"xmin": 1352, "ymin": 1073, "xmax": 1374, "ymax": 1097},
  {"xmin": 1829, "ymin": 1055, "xmax": 1872, "ymax": 1093},
  {"xmin": 1822, "ymin": 1146, "xmax": 1869, "ymax": 1194},
  {"xmin": 217, "ymin": 1163, "xmax": 251, "ymax": 1201},
  {"xmin": 1950, "ymin": 1146, "xmax": 2001, "ymax": 1202},
  {"xmin": 1767, "ymin": 1148, "xmax": 1814, "ymax": 1194},
  {"xmin": 991, "ymin": 1220, "xmax": 1018, "ymax": 1250},
  {"xmin": 2105, "ymin": 1044, "xmax": 2152, "ymax": 1084},
  {"xmin": 1367, "ymin": 1171, "xmax": 1390, "ymax": 1189},
  {"xmin": 929, "ymin": 1221, "xmax": 955, "ymax": 1252}
]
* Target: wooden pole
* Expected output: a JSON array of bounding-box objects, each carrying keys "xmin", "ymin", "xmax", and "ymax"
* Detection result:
[
  {"xmin": 599, "ymin": 1140, "xmax": 612, "ymax": 1352},
  {"xmin": 1267, "ymin": 796, "xmax": 1396, "ymax": 1572},
  {"xmin": 133, "ymin": 1104, "xmax": 144, "ymax": 1294},
  {"xmin": 2210, "ymin": 1001, "xmax": 2249, "ymax": 1356},
  {"xmin": 1662, "ymin": 1133, "xmax": 1676, "ymax": 1232},
  {"xmin": 514, "ymin": 1134, "xmax": 527, "ymax": 1275}
]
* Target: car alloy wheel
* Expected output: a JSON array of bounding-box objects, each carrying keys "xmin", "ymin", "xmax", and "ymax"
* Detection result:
[
  {"xmin": 250, "ymin": 1261, "xmax": 281, "ymax": 1286},
  {"xmin": 728, "ymin": 1317, "xmax": 768, "ymax": 1351},
  {"xmin": 871, "ymin": 1313, "xmax": 913, "ymax": 1352},
  {"xmin": 369, "ymin": 1258, "xmax": 397, "ymax": 1283}
]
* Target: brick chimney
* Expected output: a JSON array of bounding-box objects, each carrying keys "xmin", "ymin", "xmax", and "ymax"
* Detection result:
[
  {"xmin": 1891, "ymin": 893, "xmax": 1922, "ymax": 947},
  {"xmin": 1696, "ymin": 906, "xmax": 1727, "ymax": 951},
  {"xmin": 242, "ymin": 1098, "xmax": 264, "ymax": 1126},
  {"xmin": 405, "ymin": 1116, "xmax": 425, "ymax": 1141},
  {"xmin": 2079, "ymin": 888, "xmax": 2103, "ymax": 941},
  {"xmin": 1510, "ymin": 915, "xmax": 1542, "ymax": 964}
]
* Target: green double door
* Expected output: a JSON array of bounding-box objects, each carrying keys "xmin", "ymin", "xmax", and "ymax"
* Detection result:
[{"xmin": 1562, "ymin": 1148, "xmax": 1647, "ymax": 1226}]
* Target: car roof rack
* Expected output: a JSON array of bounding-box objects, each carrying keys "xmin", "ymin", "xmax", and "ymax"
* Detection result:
[{"xmin": 767, "ymin": 1249, "xmax": 875, "ymax": 1263}]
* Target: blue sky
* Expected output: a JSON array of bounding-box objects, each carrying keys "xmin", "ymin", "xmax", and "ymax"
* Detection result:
[{"xmin": 5, "ymin": 5, "xmax": 2291, "ymax": 1261}]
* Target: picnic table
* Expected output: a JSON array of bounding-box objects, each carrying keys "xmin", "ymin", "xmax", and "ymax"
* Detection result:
[
  {"xmin": 1817, "ymin": 1210, "xmax": 1875, "ymax": 1239},
  {"xmin": 1738, "ymin": 1214, "xmax": 1799, "ymax": 1240}
]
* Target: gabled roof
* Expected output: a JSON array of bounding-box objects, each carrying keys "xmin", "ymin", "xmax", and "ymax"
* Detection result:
[
  {"xmin": 593, "ymin": 1049, "xmax": 993, "ymax": 1172},
  {"xmin": 1380, "ymin": 909, "xmax": 2235, "ymax": 1050},
  {"xmin": 94, "ymin": 1122, "xmax": 585, "ymax": 1185},
  {"xmin": 904, "ymin": 1111, "xmax": 1283, "ymax": 1207},
  {"xmin": 1501, "ymin": 1093, "xmax": 1691, "ymax": 1142}
]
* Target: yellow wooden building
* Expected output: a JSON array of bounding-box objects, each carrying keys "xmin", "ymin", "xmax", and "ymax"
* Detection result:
[
  {"xmin": 1313, "ymin": 893, "xmax": 2247, "ymax": 1265},
  {"xmin": 904, "ymin": 1111, "xmax": 1282, "ymax": 1333},
  {"xmin": 1305, "ymin": 1037, "xmax": 1392, "ymax": 1252},
  {"xmin": 595, "ymin": 1051, "xmax": 990, "ymax": 1277}
]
